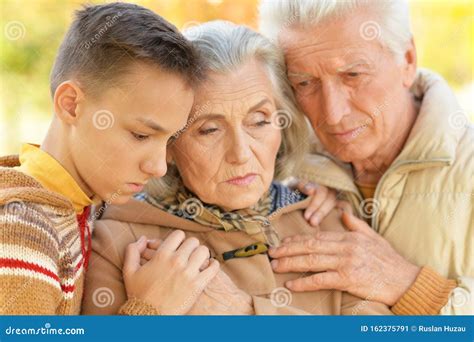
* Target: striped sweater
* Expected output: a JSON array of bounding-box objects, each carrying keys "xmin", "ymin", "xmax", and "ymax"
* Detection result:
[{"xmin": 0, "ymin": 155, "xmax": 156, "ymax": 315}]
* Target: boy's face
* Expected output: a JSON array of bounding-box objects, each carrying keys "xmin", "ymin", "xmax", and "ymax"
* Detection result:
[{"xmin": 69, "ymin": 63, "xmax": 194, "ymax": 204}]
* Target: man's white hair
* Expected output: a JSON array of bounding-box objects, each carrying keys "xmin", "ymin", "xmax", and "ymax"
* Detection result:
[{"xmin": 258, "ymin": 0, "xmax": 412, "ymax": 62}]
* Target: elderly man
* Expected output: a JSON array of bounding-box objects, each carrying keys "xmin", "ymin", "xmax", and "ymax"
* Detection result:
[{"xmin": 259, "ymin": 0, "xmax": 473, "ymax": 315}]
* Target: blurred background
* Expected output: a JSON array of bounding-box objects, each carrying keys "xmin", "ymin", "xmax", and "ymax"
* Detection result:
[{"xmin": 1, "ymin": 0, "xmax": 473, "ymax": 155}]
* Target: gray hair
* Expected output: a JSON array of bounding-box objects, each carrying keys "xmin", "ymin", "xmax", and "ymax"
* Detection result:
[
  {"xmin": 146, "ymin": 20, "xmax": 309, "ymax": 198},
  {"xmin": 258, "ymin": 0, "xmax": 412, "ymax": 62}
]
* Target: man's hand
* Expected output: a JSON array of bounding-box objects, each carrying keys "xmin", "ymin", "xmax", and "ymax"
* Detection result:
[{"xmin": 269, "ymin": 212, "xmax": 421, "ymax": 306}]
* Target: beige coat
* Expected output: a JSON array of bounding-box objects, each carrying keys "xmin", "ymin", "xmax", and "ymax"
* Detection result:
[
  {"xmin": 297, "ymin": 69, "xmax": 473, "ymax": 315},
  {"xmin": 82, "ymin": 198, "xmax": 391, "ymax": 315}
]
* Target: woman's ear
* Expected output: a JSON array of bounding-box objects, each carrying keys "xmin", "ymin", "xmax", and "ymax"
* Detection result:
[{"xmin": 53, "ymin": 81, "xmax": 85, "ymax": 125}]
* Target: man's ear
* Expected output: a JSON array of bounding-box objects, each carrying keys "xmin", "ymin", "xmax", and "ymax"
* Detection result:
[
  {"xmin": 53, "ymin": 81, "xmax": 85, "ymax": 125},
  {"xmin": 402, "ymin": 38, "xmax": 417, "ymax": 88}
]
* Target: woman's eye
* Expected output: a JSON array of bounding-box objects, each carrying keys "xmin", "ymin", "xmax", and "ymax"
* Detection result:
[
  {"xmin": 255, "ymin": 120, "xmax": 271, "ymax": 127},
  {"xmin": 199, "ymin": 127, "xmax": 218, "ymax": 135},
  {"xmin": 131, "ymin": 132, "xmax": 149, "ymax": 141}
]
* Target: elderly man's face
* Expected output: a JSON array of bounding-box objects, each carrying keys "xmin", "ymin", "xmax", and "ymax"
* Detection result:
[
  {"xmin": 280, "ymin": 14, "xmax": 416, "ymax": 162},
  {"xmin": 169, "ymin": 59, "xmax": 282, "ymax": 211}
]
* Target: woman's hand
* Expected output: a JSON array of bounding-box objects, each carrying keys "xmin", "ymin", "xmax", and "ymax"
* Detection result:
[
  {"xmin": 188, "ymin": 270, "xmax": 254, "ymax": 315},
  {"xmin": 122, "ymin": 230, "xmax": 220, "ymax": 315},
  {"xmin": 295, "ymin": 181, "xmax": 338, "ymax": 226}
]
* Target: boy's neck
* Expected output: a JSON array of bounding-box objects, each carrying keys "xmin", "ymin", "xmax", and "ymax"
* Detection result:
[{"xmin": 41, "ymin": 119, "xmax": 95, "ymax": 198}]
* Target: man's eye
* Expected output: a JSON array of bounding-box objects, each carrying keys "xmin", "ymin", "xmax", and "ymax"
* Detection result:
[
  {"xmin": 346, "ymin": 72, "xmax": 360, "ymax": 78},
  {"xmin": 132, "ymin": 132, "xmax": 149, "ymax": 141},
  {"xmin": 297, "ymin": 80, "xmax": 311, "ymax": 87}
]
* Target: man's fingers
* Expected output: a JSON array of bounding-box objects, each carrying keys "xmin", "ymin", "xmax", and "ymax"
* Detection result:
[
  {"xmin": 271, "ymin": 254, "xmax": 340, "ymax": 273},
  {"xmin": 342, "ymin": 212, "xmax": 375, "ymax": 236},
  {"xmin": 285, "ymin": 271, "xmax": 343, "ymax": 292},
  {"xmin": 269, "ymin": 239, "xmax": 344, "ymax": 258},
  {"xmin": 123, "ymin": 236, "xmax": 147, "ymax": 276},
  {"xmin": 283, "ymin": 230, "xmax": 347, "ymax": 245},
  {"xmin": 336, "ymin": 200, "xmax": 353, "ymax": 214}
]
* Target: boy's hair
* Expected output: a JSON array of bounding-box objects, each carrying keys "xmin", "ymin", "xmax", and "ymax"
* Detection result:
[{"xmin": 50, "ymin": 2, "xmax": 203, "ymax": 97}]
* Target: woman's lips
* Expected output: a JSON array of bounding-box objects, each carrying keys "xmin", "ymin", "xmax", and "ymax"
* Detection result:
[{"xmin": 226, "ymin": 173, "xmax": 257, "ymax": 186}]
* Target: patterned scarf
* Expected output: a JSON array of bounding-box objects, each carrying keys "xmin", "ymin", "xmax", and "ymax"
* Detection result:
[{"xmin": 136, "ymin": 182, "xmax": 306, "ymax": 247}]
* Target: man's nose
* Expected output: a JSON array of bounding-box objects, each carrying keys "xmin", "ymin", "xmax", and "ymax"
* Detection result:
[{"xmin": 321, "ymin": 83, "xmax": 351, "ymax": 126}]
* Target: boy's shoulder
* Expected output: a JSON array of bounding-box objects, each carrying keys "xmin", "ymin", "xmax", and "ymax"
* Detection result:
[{"xmin": 1, "ymin": 154, "xmax": 73, "ymax": 212}]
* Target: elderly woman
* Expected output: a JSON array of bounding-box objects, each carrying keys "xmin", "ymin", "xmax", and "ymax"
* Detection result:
[{"xmin": 82, "ymin": 21, "xmax": 390, "ymax": 315}]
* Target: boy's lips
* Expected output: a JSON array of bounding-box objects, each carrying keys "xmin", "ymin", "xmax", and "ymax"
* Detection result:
[{"xmin": 126, "ymin": 183, "xmax": 145, "ymax": 192}]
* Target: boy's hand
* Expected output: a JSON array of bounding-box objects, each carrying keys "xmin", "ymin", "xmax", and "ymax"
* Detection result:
[{"xmin": 123, "ymin": 230, "xmax": 220, "ymax": 315}]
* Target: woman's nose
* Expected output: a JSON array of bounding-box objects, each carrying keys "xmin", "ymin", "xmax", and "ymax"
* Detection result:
[{"xmin": 225, "ymin": 131, "xmax": 252, "ymax": 165}]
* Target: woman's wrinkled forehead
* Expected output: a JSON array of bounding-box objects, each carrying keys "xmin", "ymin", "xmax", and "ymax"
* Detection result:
[{"xmin": 191, "ymin": 61, "xmax": 277, "ymax": 119}]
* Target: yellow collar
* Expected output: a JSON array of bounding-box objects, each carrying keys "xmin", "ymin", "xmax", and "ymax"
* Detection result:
[{"xmin": 17, "ymin": 144, "xmax": 93, "ymax": 213}]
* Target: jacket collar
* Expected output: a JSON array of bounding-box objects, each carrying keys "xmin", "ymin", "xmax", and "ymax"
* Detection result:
[{"xmin": 101, "ymin": 197, "xmax": 313, "ymax": 232}]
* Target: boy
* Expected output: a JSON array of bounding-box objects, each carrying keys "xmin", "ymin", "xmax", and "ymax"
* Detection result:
[{"xmin": 0, "ymin": 2, "xmax": 213, "ymax": 314}]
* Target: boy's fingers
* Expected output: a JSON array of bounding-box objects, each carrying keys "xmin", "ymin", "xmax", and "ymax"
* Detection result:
[
  {"xmin": 141, "ymin": 248, "xmax": 156, "ymax": 260},
  {"xmin": 123, "ymin": 236, "xmax": 147, "ymax": 276},
  {"xmin": 159, "ymin": 230, "xmax": 186, "ymax": 253},
  {"xmin": 147, "ymin": 239, "xmax": 162, "ymax": 250}
]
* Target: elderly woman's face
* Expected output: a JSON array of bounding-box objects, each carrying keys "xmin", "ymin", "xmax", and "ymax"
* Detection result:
[
  {"xmin": 280, "ymin": 12, "xmax": 416, "ymax": 163},
  {"xmin": 169, "ymin": 59, "xmax": 282, "ymax": 210}
]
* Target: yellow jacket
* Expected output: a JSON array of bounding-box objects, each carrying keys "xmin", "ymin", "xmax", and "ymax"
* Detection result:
[{"xmin": 298, "ymin": 69, "xmax": 473, "ymax": 315}]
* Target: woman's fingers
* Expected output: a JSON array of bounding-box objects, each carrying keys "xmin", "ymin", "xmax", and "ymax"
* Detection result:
[
  {"xmin": 308, "ymin": 190, "xmax": 337, "ymax": 226},
  {"xmin": 197, "ymin": 258, "xmax": 220, "ymax": 285}
]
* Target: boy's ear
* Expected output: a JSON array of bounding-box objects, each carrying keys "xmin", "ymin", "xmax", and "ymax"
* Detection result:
[{"xmin": 53, "ymin": 81, "xmax": 85, "ymax": 124}]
